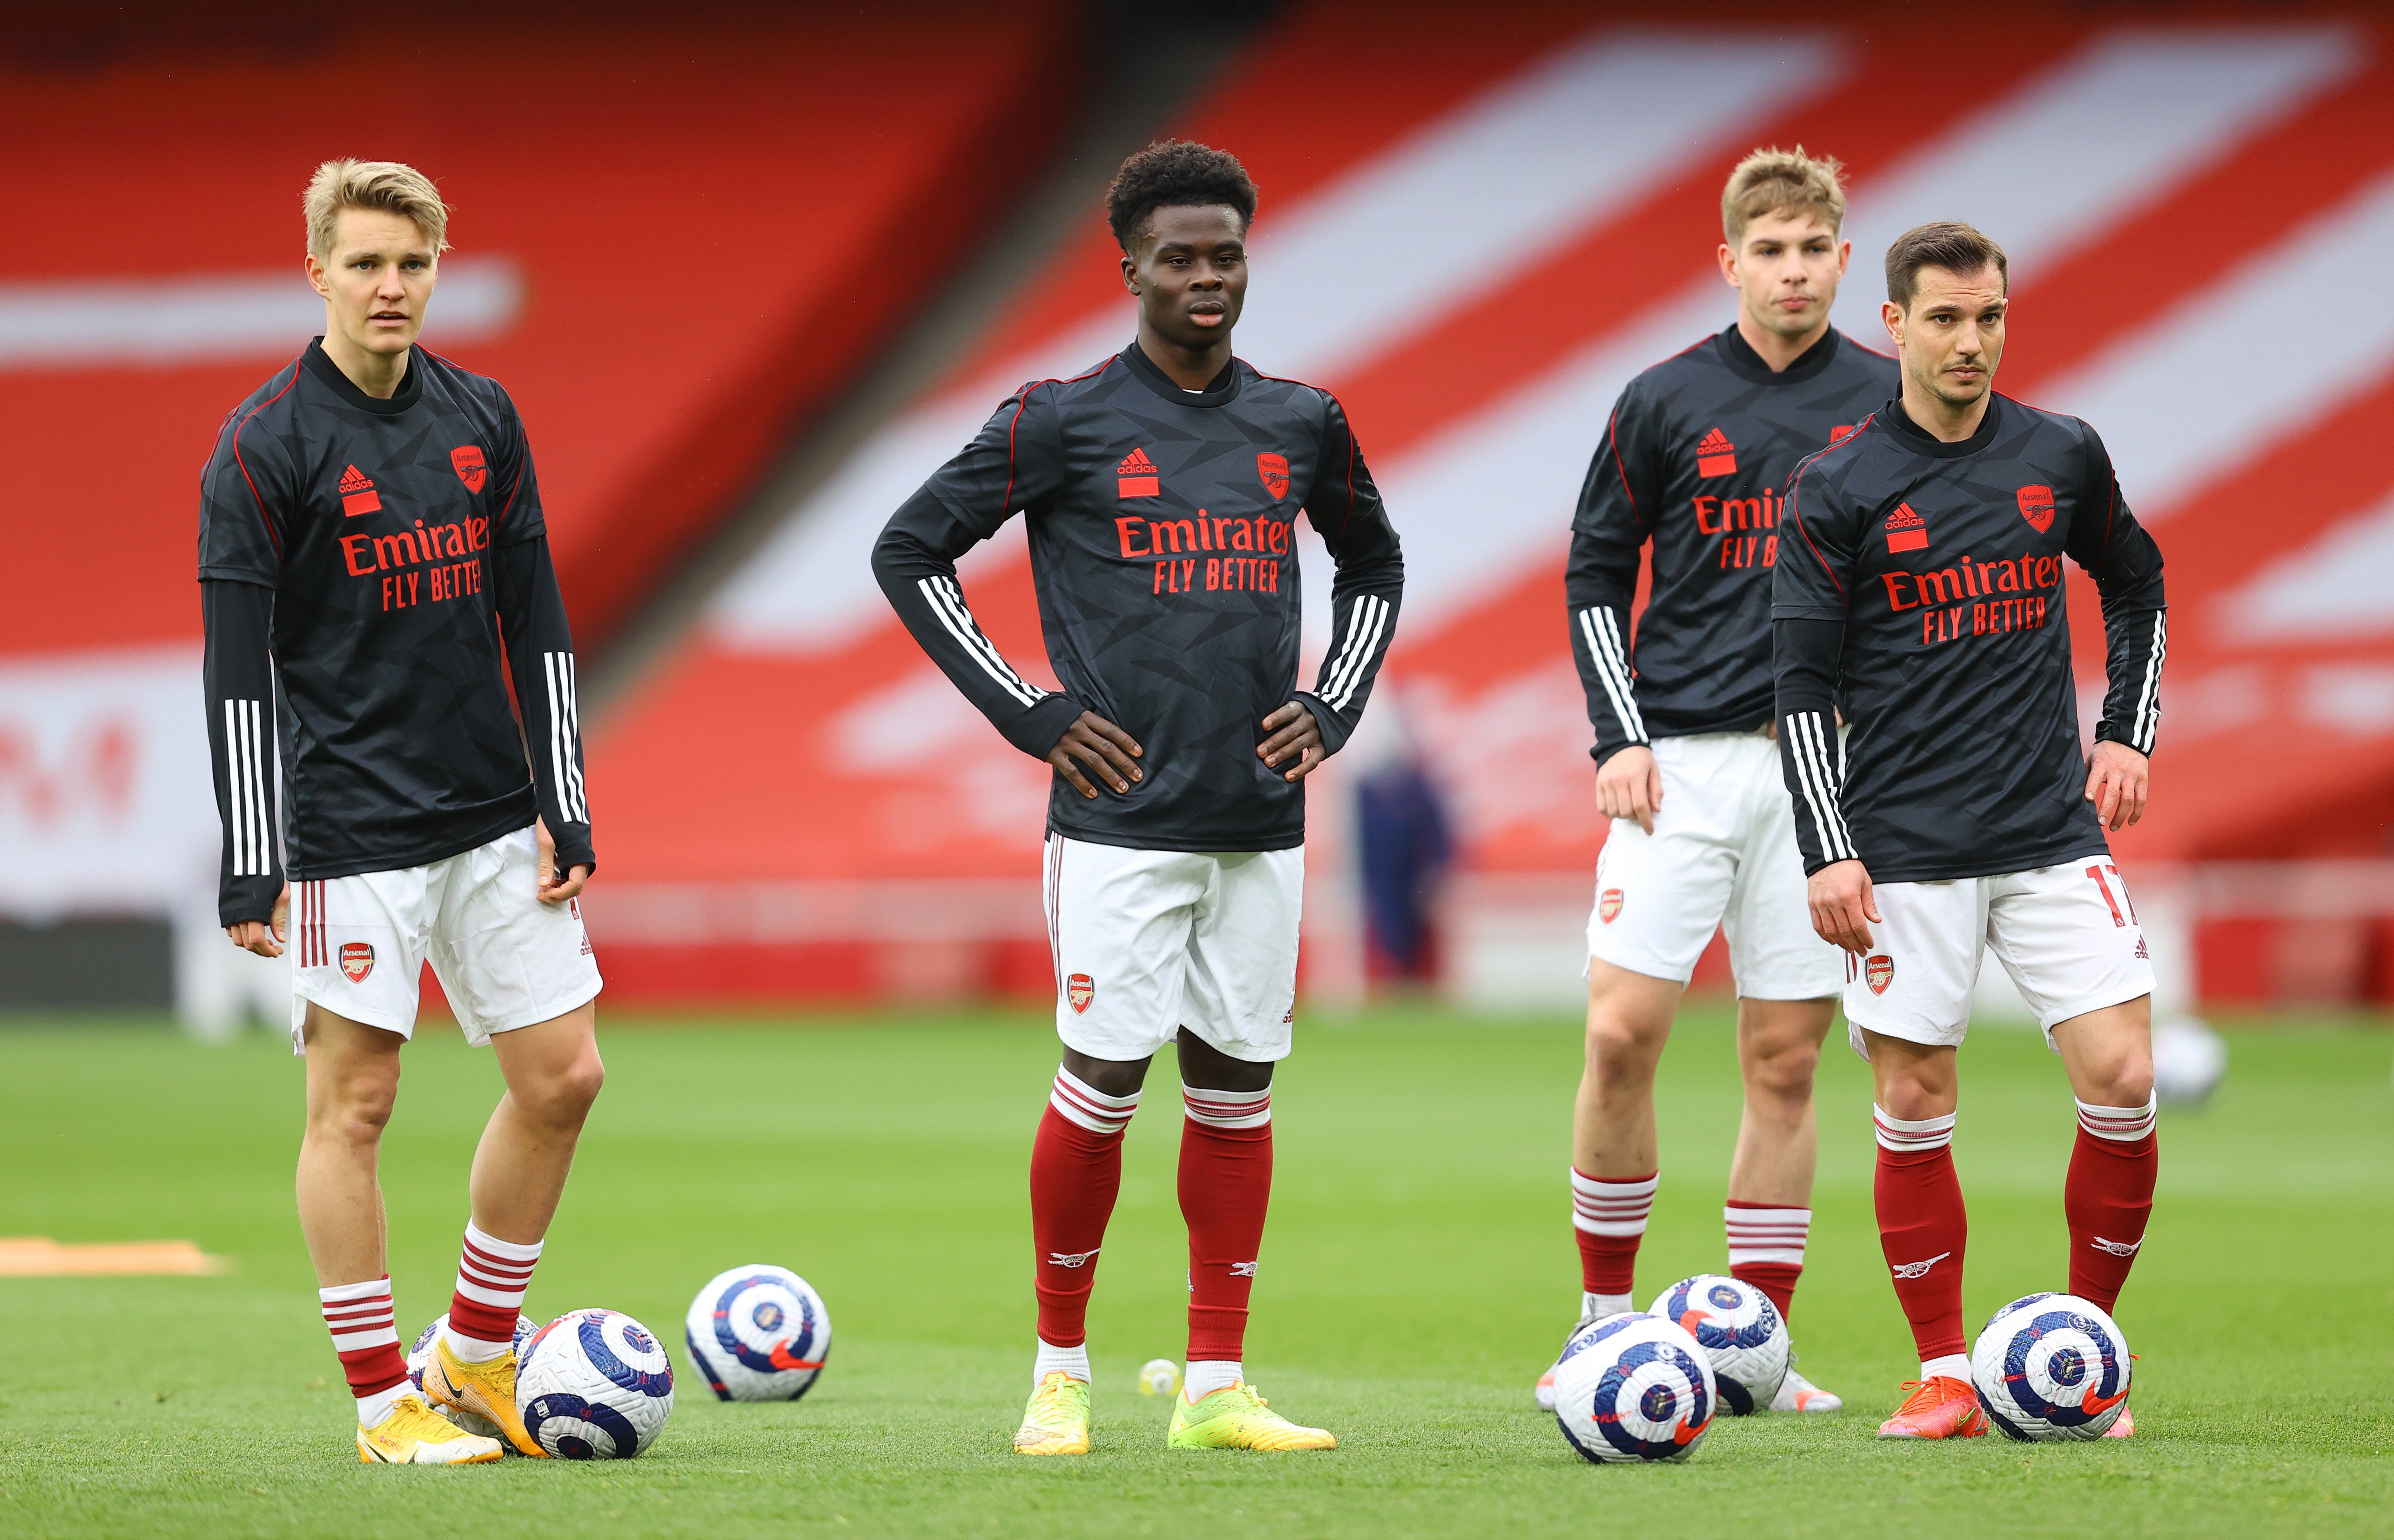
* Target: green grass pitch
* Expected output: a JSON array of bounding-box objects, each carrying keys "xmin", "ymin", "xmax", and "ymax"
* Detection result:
[{"xmin": 1, "ymin": 1005, "xmax": 2389, "ymax": 1538}]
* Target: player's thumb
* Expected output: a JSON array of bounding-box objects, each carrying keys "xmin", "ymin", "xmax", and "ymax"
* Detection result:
[{"xmin": 1862, "ymin": 878, "xmax": 1882, "ymax": 924}]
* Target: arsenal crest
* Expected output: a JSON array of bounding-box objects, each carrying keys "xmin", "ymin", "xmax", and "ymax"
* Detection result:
[
  {"xmin": 339, "ymin": 941, "xmax": 376, "ymax": 984},
  {"xmin": 451, "ymin": 444, "xmax": 489, "ymax": 493},
  {"xmin": 1066, "ymin": 973, "xmax": 1096, "ymax": 1013},
  {"xmin": 1598, "ymin": 888, "xmax": 1625, "ymax": 924},
  {"xmin": 2016, "ymin": 483, "xmax": 2055, "ymax": 533},
  {"xmin": 1257, "ymin": 452, "xmax": 1290, "ymax": 501},
  {"xmin": 1864, "ymin": 954, "xmax": 1894, "ymax": 995}
]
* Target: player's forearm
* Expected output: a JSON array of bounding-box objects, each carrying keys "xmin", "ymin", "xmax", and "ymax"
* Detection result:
[
  {"xmin": 1773, "ymin": 616, "xmax": 1855, "ymax": 872},
  {"xmin": 873, "ymin": 514, "xmax": 1080, "ymax": 757},
  {"xmin": 493, "ymin": 537, "xmax": 595, "ymax": 871},
  {"xmin": 2095, "ymin": 602, "xmax": 2166, "ymax": 757},
  {"xmin": 202, "ymin": 578, "xmax": 283, "ymax": 924},
  {"xmin": 1301, "ymin": 569, "xmax": 1402, "ymax": 756}
]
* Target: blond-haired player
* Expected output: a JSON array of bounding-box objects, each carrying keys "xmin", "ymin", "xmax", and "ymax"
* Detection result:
[
  {"xmin": 1535, "ymin": 148, "xmax": 1896, "ymax": 1413},
  {"xmin": 202, "ymin": 160, "xmax": 605, "ymax": 1463}
]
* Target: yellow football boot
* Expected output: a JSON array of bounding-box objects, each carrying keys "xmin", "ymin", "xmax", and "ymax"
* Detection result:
[
  {"xmin": 1013, "ymin": 1371, "xmax": 1091, "ymax": 1455},
  {"xmin": 356, "ymin": 1393, "xmax": 503, "ymax": 1465},
  {"xmin": 1166, "ymin": 1382, "xmax": 1335, "ymax": 1451},
  {"xmin": 423, "ymin": 1338, "xmax": 547, "ymax": 1458}
]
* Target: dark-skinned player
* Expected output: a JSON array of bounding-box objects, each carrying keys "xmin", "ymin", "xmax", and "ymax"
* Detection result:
[{"xmin": 872, "ymin": 140, "xmax": 1404, "ymax": 1454}]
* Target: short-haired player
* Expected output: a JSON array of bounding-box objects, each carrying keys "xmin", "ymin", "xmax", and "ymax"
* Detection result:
[
  {"xmin": 1538, "ymin": 147, "xmax": 1896, "ymax": 1413},
  {"xmin": 1774, "ymin": 221, "xmax": 2166, "ymax": 1440},
  {"xmin": 203, "ymin": 160, "xmax": 604, "ymax": 1463},
  {"xmin": 873, "ymin": 141, "xmax": 1403, "ymax": 1455}
]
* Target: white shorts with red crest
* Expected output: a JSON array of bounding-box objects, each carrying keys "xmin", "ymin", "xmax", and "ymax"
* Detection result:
[
  {"xmin": 288, "ymin": 825, "xmax": 602, "ymax": 1052},
  {"xmin": 1841, "ymin": 857, "xmax": 2154, "ymax": 1059},
  {"xmin": 1586, "ymin": 732, "xmax": 1843, "ymax": 1000},
  {"xmin": 1043, "ymin": 833, "xmax": 1302, "ymax": 1064}
]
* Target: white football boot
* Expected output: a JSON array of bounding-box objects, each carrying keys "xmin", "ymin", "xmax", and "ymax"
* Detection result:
[
  {"xmin": 1771, "ymin": 1355, "xmax": 1844, "ymax": 1413},
  {"xmin": 1533, "ymin": 1308, "xmax": 1634, "ymax": 1412}
]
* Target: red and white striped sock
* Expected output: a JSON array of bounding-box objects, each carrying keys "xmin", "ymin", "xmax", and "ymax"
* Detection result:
[
  {"xmin": 1571, "ymin": 1168, "xmax": 1656, "ymax": 1313},
  {"xmin": 1182, "ymin": 1082, "xmax": 1273, "ymax": 1370},
  {"xmin": 445, "ymin": 1222, "xmax": 543, "ymax": 1362},
  {"xmin": 2066, "ymin": 1094, "xmax": 2158, "ymax": 1312},
  {"xmin": 1873, "ymin": 1105, "xmax": 1968, "ymax": 1369},
  {"xmin": 1725, "ymin": 1202, "xmax": 1810, "ymax": 1322},
  {"xmin": 1030, "ymin": 1068, "xmax": 1140, "ymax": 1357},
  {"xmin": 320, "ymin": 1275, "xmax": 409, "ymax": 1426}
]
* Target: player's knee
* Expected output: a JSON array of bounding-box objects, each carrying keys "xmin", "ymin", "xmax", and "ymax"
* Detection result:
[
  {"xmin": 521, "ymin": 1051, "xmax": 605, "ymax": 1129},
  {"xmin": 313, "ymin": 1075, "xmax": 397, "ymax": 1148},
  {"xmin": 1743, "ymin": 1036, "xmax": 1820, "ymax": 1103},
  {"xmin": 1585, "ymin": 1011, "xmax": 1665, "ymax": 1078},
  {"xmin": 2086, "ymin": 1050, "xmax": 2152, "ymax": 1110}
]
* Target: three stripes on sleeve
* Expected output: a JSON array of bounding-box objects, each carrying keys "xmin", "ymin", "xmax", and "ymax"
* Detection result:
[
  {"xmin": 1575, "ymin": 603, "xmax": 1645, "ymax": 747},
  {"xmin": 222, "ymin": 697, "xmax": 275, "ymax": 877},
  {"xmin": 541, "ymin": 650, "xmax": 589, "ymax": 824}
]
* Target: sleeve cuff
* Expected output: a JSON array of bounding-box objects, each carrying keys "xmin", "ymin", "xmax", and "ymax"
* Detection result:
[
  {"xmin": 998, "ymin": 693, "xmax": 1084, "ymax": 759},
  {"xmin": 1590, "ymin": 739, "xmax": 1651, "ymax": 768},
  {"xmin": 1293, "ymin": 692, "xmax": 1352, "ymax": 756}
]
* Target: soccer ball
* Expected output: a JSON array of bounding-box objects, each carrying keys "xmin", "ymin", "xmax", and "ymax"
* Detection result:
[
  {"xmin": 516, "ymin": 1308, "xmax": 675, "ymax": 1458},
  {"xmin": 1970, "ymin": 1292, "xmax": 2131, "ymax": 1440},
  {"xmin": 404, "ymin": 1311, "xmax": 538, "ymax": 1436},
  {"xmin": 2153, "ymin": 1016, "xmax": 2227, "ymax": 1105},
  {"xmin": 683, "ymin": 1265, "xmax": 833, "ymax": 1402},
  {"xmin": 1551, "ymin": 1312, "xmax": 1716, "ymax": 1464},
  {"xmin": 1648, "ymin": 1274, "xmax": 1789, "ymax": 1414}
]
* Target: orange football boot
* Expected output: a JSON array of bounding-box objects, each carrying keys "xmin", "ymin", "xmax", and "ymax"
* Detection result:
[
  {"xmin": 1876, "ymin": 1376, "xmax": 1988, "ymax": 1440},
  {"xmin": 2101, "ymin": 1406, "xmax": 2135, "ymax": 1439}
]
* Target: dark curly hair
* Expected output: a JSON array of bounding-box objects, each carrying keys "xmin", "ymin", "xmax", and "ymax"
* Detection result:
[{"xmin": 1104, "ymin": 139, "xmax": 1258, "ymax": 252}]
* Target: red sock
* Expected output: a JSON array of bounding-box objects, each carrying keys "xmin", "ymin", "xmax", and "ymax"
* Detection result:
[
  {"xmin": 319, "ymin": 1276, "xmax": 409, "ymax": 1399},
  {"xmin": 1029, "ymin": 1069, "xmax": 1140, "ymax": 1348},
  {"xmin": 2066, "ymin": 1096, "xmax": 2158, "ymax": 1312},
  {"xmin": 448, "ymin": 1222, "xmax": 541, "ymax": 1346},
  {"xmin": 1873, "ymin": 1106, "xmax": 1968, "ymax": 1362},
  {"xmin": 1725, "ymin": 1203, "xmax": 1810, "ymax": 1322},
  {"xmin": 1180, "ymin": 1083, "xmax": 1274, "ymax": 1363},
  {"xmin": 1571, "ymin": 1169, "xmax": 1656, "ymax": 1298}
]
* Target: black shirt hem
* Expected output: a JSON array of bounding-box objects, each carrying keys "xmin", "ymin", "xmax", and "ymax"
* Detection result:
[
  {"xmin": 287, "ymin": 804, "xmax": 540, "ymax": 883},
  {"xmin": 1827, "ymin": 834, "xmax": 2112, "ymax": 886},
  {"xmin": 1047, "ymin": 818, "xmax": 1305, "ymax": 856}
]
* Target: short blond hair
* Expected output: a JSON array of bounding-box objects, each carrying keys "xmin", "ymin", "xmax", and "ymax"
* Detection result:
[
  {"xmin": 1722, "ymin": 146, "xmax": 1846, "ymax": 244},
  {"xmin": 303, "ymin": 159, "xmax": 450, "ymax": 259}
]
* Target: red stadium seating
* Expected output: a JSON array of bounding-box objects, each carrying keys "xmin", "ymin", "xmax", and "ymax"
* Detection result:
[
  {"xmin": 584, "ymin": 5, "xmax": 2394, "ymax": 1007},
  {"xmin": 0, "ymin": 3, "xmax": 1076, "ymax": 659}
]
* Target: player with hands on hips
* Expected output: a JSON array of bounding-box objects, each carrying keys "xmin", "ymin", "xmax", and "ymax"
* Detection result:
[
  {"xmin": 1538, "ymin": 147, "xmax": 1898, "ymax": 1417},
  {"xmin": 1772, "ymin": 221, "xmax": 2166, "ymax": 1441},
  {"xmin": 201, "ymin": 161, "xmax": 604, "ymax": 1466},
  {"xmin": 874, "ymin": 140, "xmax": 1401, "ymax": 1457}
]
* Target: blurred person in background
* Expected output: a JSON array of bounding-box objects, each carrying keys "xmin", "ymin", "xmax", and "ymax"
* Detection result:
[
  {"xmin": 1537, "ymin": 147, "xmax": 1896, "ymax": 1415},
  {"xmin": 201, "ymin": 159, "xmax": 602, "ymax": 1465}
]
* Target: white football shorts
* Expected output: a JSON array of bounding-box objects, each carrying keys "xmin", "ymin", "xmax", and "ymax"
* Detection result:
[
  {"xmin": 1044, "ymin": 833, "xmax": 1302, "ymax": 1064},
  {"xmin": 288, "ymin": 824, "xmax": 602, "ymax": 1052},
  {"xmin": 1587, "ymin": 731, "xmax": 1843, "ymax": 1001},
  {"xmin": 1842, "ymin": 857, "xmax": 2155, "ymax": 1060}
]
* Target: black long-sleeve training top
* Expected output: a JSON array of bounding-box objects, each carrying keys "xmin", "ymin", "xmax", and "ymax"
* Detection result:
[
  {"xmin": 1771, "ymin": 393, "xmax": 2166, "ymax": 884},
  {"xmin": 199, "ymin": 339, "xmax": 591, "ymax": 925},
  {"xmin": 1567, "ymin": 324, "xmax": 1897, "ymax": 763},
  {"xmin": 873, "ymin": 342, "xmax": 1405, "ymax": 853}
]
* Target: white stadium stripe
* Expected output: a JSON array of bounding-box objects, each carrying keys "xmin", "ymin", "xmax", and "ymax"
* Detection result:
[
  {"xmin": 711, "ymin": 27, "xmax": 1845, "ymax": 650},
  {"xmin": 2043, "ymin": 168, "xmax": 2394, "ymax": 520},
  {"xmin": 2226, "ymin": 483, "xmax": 2394, "ymax": 641}
]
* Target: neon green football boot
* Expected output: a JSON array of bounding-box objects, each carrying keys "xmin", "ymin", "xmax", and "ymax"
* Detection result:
[
  {"xmin": 1013, "ymin": 1371, "xmax": 1091, "ymax": 1455},
  {"xmin": 1166, "ymin": 1382, "xmax": 1335, "ymax": 1451}
]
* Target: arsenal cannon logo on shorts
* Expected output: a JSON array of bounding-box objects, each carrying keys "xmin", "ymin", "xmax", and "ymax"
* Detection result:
[
  {"xmin": 1066, "ymin": 973, "xmax": 1095, "ymax": 1013},
  {"xmin": 339, "ymin": 941, "xmax": 376, "ymax": 983},
  {"xmin": 1599, "ymin": 888, "xmax": 1625, "ymax": 924},
  {"xmin": 1864, "ymin": 953, "xmax": 1894, "ymax": 995}
]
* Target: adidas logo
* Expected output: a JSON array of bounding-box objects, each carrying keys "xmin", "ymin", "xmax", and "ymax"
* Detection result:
[
  {"xmin": 338, "ymin": 463, "xmax": 382, "ymax": 517},
  {"xmin": 1695, "ymin": 428, "xmax": 1737, "ymax": 478},
  {"xmin": 1117, "ymin": 447, "xmax": 1160, "ymax": 499},
  {"xmin": 2134, "ymin": 937, "xmax": 2150, "ymax": 959},
  {"xmin": 1885, "ymin": 502, "xmax": 1928, "ymax": 553}
]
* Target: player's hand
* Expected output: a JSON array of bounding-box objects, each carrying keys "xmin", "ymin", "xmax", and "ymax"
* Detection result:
[
  {"xmin": 1258, "ymin": 701, "xmax": 1325, "ymax": 783},
  {"xmin": 225, "ymin": 884, "xmax": 289, "ymax": 958},
  {"xmin": 535, "ymin": 816, "xmax": 591, "ymax": 905},
  {"xmin": 2084, "ymin": 740, "xmax": 2149, "ymax": 832},
  {"xmin": 1049, "ymin": 710, "xmax": 1144, "ymax": 799},
  {"xmin": 1808, "ymin": 859, "xmax": 1880, "ymax": 955},
  {"xmin": 1595, "ymin": 745, "xmax": 1662, "ymax": 834}
]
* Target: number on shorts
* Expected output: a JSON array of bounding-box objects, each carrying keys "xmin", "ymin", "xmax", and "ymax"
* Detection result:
[{"xmin": 2083, "ymin": 862, "xmax": 2134, "ymax": 927}]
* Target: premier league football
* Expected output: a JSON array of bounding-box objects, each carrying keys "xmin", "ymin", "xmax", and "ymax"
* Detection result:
[{"xmin": 1, "ymin": 5, "xmax": 2386, "ymax": 1536}]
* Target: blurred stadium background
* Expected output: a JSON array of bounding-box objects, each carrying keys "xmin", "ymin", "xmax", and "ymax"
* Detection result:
[{"xmin": 4, "ymin": 0, "xmax": 2393, "ymax": 1031}]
